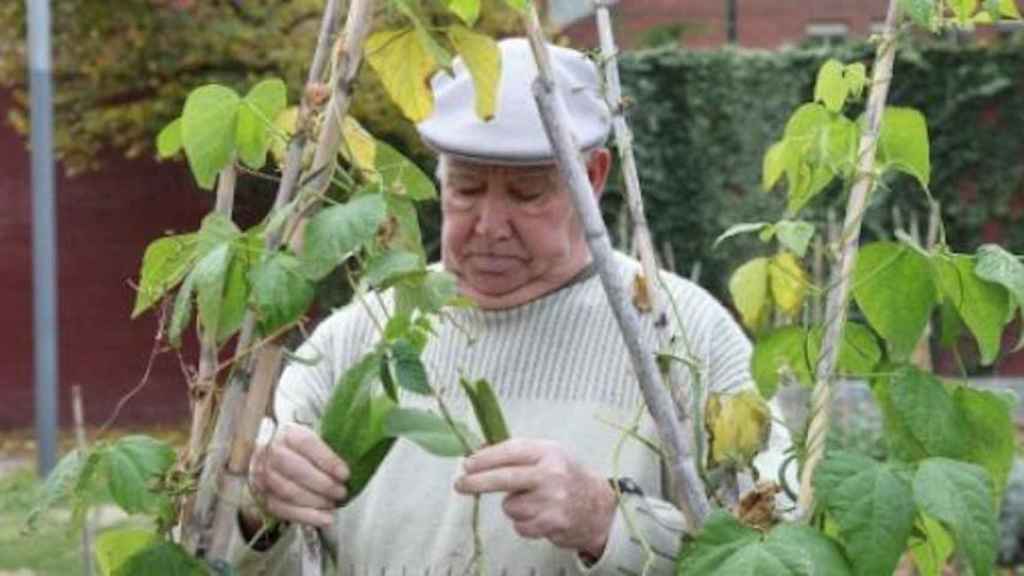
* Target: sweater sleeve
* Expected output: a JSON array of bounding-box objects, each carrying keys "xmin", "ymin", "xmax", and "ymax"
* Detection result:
[{"xmin": 577, "ymin": 492, "xmax": 689, "ymax": 575}]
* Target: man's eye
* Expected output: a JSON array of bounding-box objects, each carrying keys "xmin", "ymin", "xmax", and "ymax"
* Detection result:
[
  {"xmin": 511, "ymin": 189, "xmax": 543, "ymax": 202},
  {"xmin": 455, "ymin": 186, "xmax": 484, "ymax": 196}
]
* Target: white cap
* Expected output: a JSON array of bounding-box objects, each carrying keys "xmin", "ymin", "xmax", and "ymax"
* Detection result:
[{"xmin": 416, "ymin": 38, "xmax": 611, "ymax": 165}]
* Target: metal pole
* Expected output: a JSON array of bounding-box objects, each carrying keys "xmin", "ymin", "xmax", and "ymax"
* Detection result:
[
  {"xmin": 27, "ymin": 0, "xmax": 59, "ymax": 476},
  {"xmin": 726, "ymin": 0, "xmax": 738, "ymax": 43}
]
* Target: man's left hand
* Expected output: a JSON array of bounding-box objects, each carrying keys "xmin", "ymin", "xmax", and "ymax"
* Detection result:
[{"xmin": 454, "ymin": 438, "xmax": 617, "ymax": 559}]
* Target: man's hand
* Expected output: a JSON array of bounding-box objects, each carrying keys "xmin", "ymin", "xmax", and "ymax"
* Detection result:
[
  {"xmin": 454, "ymin": 438, "xmax": 617, "ymax": 559},
  {"xmin": 246, "ymin": 422, "xmax": 350, "ymax": 532}
]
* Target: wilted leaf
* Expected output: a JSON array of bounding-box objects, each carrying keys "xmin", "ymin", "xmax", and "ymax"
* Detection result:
[
  {"xmin": 366, "ymin": 28, "xmax": 439, "ymax": 123},
  {"xmin": 632, "ymin": 273, "xmax": 653, "ymax": 313},
  {"xmin": 340, "ymin": 116, "xmax": 377, "ymax": 172},
  {"xmin": 447, "ymin": 25, "xmax": 501, "ymax": 121},
  {"xmin": 729, "ymin": 257, "xmax": 771, "ymax": 332},
  {"xmin": 705, "ymin": 390, "xmax": 771, "ymax": 469},
  {"xmin": 769, "ymin": 251, "xmax": 808, "ymax": 317}
]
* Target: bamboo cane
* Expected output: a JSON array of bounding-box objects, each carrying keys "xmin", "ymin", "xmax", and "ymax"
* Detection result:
[
  {"xmin": 200, "ymin": 0, "xmax": 379, "ymax": 564},
  {"xmin": 798, "ymin": 0, "xmax": 904, "ymax": 517},
  {"xmin": 592, "ymin": 1, "xmax": 717, "ymax": 510},
  {"xmin": 520, "ymin": 5, "xmax": 711, "ymax": 531}
]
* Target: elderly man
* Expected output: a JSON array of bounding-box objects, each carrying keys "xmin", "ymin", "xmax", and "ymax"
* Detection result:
[{"xmin": 233, "ymin": 38, "xmax": 788, "ymax": 574}]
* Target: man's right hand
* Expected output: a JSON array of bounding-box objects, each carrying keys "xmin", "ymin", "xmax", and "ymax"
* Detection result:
[{"xmin": 245, "ymin": 422, "xmax": 350, "ymax": 532}]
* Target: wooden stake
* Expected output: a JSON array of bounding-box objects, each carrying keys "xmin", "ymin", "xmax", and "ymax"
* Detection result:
[
  {"xmin": 798, "ymin": 0, "xmax": 904, "ymax": 517},
  {"xmin": 72, "ymin": 385, "xmax": 94, "ymax": 576},
  {"xmin": 521, "ymin": 4, "xmax": 710, "ymax": 530}
]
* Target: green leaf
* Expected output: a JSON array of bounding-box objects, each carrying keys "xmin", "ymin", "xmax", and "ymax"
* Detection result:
[
  {"xmin": 363, "ymin": 250, "xmax": 425, "ymax": 289},
  {"xmin": 1001, "ymin": 0, "xmax": 1022, "ymax": 18},
  {"xmin": 181, "ymin": 84, "xmax": 241, "ymax": 190},
  {"xmin": 502, "ymin": 0, "xmax": 530, "ymax": 11},
  {"xmin": 909, "ymin": 514, "xmax": 955, "ymax": 576},
  {"xmin": 713, "ymin": 222, "xmax": 769, "ymax": 249},
  {"xmin": 729, "ymin": 257, "xmax": 771, "ymax": 332},
  {"xmin": 95, "ymin": 528, "xmax": 159, "ymax": 576},
  {"xmin": 215, "ymin": 241, "xmax": 251, "ymax": 343},
  {"xmin": 807, "ymin": 322, "xmax": 883, "ymax": 380},
  {"xmin": 384, "ymin": 408, "xmax": 478, "ymax": 457},
  {"xmin": 236, "ymin": 78, "xmax": 287, "ymax": 170},
  {"xmin": 447, "ymin": 25, "xmax": 501, "ymax": 121},
  {"xmin": 168, "ymin": 269, "xmax": 197, "ymax": 347},
  {"xmin": 774, "ymin": 220, "xmax": 815, "ymax": 258},
  {"xmin": 132, "ymin": 233, "xmax": 198, "ymax": 318},
  {"xmin": 824, "ymin": 115, "xmax": 859, "ymax": 178},
  {"xmin": 384, "ymin": 191, "xmax": 426, "ymax": 258},
  {"xmin": 366, "ymin": 28, "xmax": 439, "ymax": 123},
  {"xmin": 678, "ymin": 510, "xmax": 852, "ymax": 575},
  {"xmin": 157, "ymin": 118, "xmax": 182, "ymax": 159},
  {"xmin": 900, "ymin": 0, "xmax": 937, "ymax": 27},
  {"xmin": 319, "ymin": 352, "xmax": 397, "ymax": 501},
  {"xmin": 103, "ymin": 435, "xmax": 176, "ymax": 514},
  {"xmin": 249, "ymin": 251, "xmax": 315, "ymax": 334},
  {"xmin": 375, "ymin": 141, "xmax": 437, "ymax": 201},
  {"xmin": 914, "ymin": 458, "xmax": 998, "ymax": 576},
  {"xmin": 460, "ymin": 377, "xmax": 510, "ymax": 444},
  {"xmin": 762, "ymin": 141, "xmax": 787, "ymax": 191},
  {"xmin": 769, "ymin": 252, "xmax": 808, "ymax": 318},
  {"xmin": 814, "ymin": 451, "xmax": 915, "ymax": 576},
  {"xmin": 853, "ymin": 242, "xmax": 938, "ymax": 360},
  {"xmin": 878, "ymin": 107, "xmax": 931, "ymax": 190},
  {"xmin": 951, "ymin": 0, "xmax": 980, "ymax": 22},
  {"xmin": 954, "ymin": 386, "xmax": 1016, "ymax": 497},
  {"xmin": 751, "ymin": 326, "xmax": 811, "ymax": 398},
  {"xmin": 395, "ymin": 269, "xmax": 460, "ymax": 315},
  {"xmin": 814, "ymin": 59, "xmax": 848, "ymax": 113},
  {"xmin": 974, "ymin": 244, "xmax": 1024, "ymax": 350},
  {"xmin": 844, "ymin": 63, "xmax": 867, "ymax": 100},
  {"xmin": 192, "ymin": 244, "xmax": 232, "ymax": 340},
  {"xmin": 779, "ymin": 103, "xmax": 835, "ymax": 213},
  {"xmin": 936, "ymin": 253, "xmax": 1010, "ymax": 365},
  {"xmin": 390, "ymin": 338, "xmax": 432, "ymax": 395},
  {"xmin": 444, "ymin": 0, "xmax": 481, "ymax": 25},
  {"xmin": 888, "ymin": 365, "xmax": 967, "ymax": 459},
  {"xmin": 301, "ymin": 194, "xmax": 388, "ymax": 281},
  {"xmin": 196, "ymin": 212, "xmax": 242, "ymax": 256},
  {"xmin": 27, "ymin": 448, "xmax": 88, "ymax": 528},
  {"xmin": 873, "ymin": 373, "xmax": 928, "ymax": 462},
  {"xmin": 115, "ymin": 539, "xmax": 208, "ymax": 576}
]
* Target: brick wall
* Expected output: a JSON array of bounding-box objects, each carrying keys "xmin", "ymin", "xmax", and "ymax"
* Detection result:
[{"xmin": 0, "ymin": 91, "xmax": 209, "ymax": 428}]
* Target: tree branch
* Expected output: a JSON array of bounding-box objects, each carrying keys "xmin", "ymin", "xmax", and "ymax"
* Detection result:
[{"xmin": 519, "ymin": 5, "xmax": 710, "ymax": 531}]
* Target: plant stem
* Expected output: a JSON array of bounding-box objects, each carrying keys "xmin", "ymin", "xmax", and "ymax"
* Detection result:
[
  {"xmin": 520, "ymin": 4, "xmax": 710, "ymax": 531},
  {"xmin": 72, "ymin": 385, "xmax": 94, "ymax": 576},
  {"xmin": 797, "ymin": 0, "xmax": 903, "ymax": 518}
]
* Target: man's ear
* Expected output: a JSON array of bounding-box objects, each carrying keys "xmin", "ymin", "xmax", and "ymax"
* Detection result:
[{"xmin": 586, "ymin": 148, "xmax": 612, "ymax": 201}]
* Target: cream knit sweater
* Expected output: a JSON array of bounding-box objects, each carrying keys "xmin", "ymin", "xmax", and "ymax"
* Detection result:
[{"xmin": 230, "ymin": 253, "xmax": 791, "ymax": 575}]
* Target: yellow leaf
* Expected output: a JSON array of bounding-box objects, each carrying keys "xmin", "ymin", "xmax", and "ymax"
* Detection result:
[
  {"xmin": 706, "ymin": 390, "xmax": 772, "ymax": 469},
  {"xmin": 447, "ymin": 25, "xmax": 501, "ymax": 121},
  {"xmin": 366, "ymin": 28, "xmax": 439, "ymax": 123},
  {"xmin": 769, "ymin": 251, "xmax": 809, "ymax": 317},
  {"xmin": 632, "ymin": 273, "xmax": 652, "ymax": 314},
  {"xmin": 340, "ymin": 116, "xmax": 377, "ymax": 172},
  {"xmin": 270, "ymin": 106, "xmax": 298, "ymax": 165},
  {"xmin": 729, "ymin": 257, "xmax": 771, "ymax": 332}
]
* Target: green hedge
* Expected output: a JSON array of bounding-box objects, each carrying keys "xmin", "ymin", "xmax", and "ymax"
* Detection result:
[{"xmin": 605, "ymin": 38, "xmax": 1024, "ymax": 298}]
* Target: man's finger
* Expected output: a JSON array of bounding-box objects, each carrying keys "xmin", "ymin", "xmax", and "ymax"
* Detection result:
[
  {"xmin": 273, "ymin": 446, "xmax": 347, "ymax": 502},
  {"xmin": 265, "ymin": 466, "xmax": 337, "ymax": 510},
  {"xmin": 455, "ymin": 465, "xmax": 540, "ymax": 495},
  {"xmin": 283, "ymin": 425, "xmax": 350, "ymax": 482},
  {"xmin": 266, "ymin": 499, "xmax": 334, "ymax": 529},
  {"xmin": 502, "ymin": 492, "xmax": 540, "ymax": 522},
  {"xmin": 464, "ymin": 438, "xmax": 544, "ymax": 473}
]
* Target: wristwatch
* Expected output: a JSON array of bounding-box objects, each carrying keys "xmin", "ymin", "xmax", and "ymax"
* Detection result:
[{"xmin": 609, "ymin": 476, "xmax": 644, "ymax": 497}]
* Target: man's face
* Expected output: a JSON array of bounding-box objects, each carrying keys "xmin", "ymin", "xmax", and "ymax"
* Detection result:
[{"xmin": 440, "ymin": 151, "xmax": 609, "ymax": 310}]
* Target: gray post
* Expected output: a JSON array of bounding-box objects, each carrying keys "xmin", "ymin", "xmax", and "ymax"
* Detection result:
[{"xmin": 27, "ymin": 0, "xmax": 59, "ymax": 476}]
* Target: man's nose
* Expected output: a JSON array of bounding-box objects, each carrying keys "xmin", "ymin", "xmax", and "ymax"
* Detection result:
[{"xmin": 474, "ymin": 189, "xmax": 513, "ymax": 240}]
